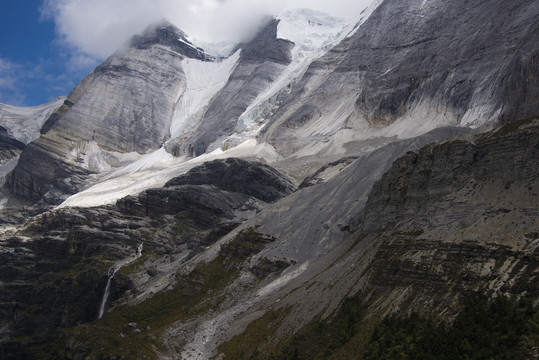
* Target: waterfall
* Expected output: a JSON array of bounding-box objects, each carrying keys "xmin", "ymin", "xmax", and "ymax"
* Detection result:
[
  {"xmin": 97, "ymin": 243, "xmax": 143, "ymax": 320},
  {"xmin": 98, "ymin": 267, "xmax": 118, "ymax": 320}
]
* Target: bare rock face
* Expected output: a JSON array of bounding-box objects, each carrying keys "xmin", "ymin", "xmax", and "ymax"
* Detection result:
[
  {"xmin": 165, "ymin": 157, "xmax": 297, "ymax": 203},
  {"xmin": 358, "ymin": 121, "xmax": 539, "ymax": 232},
  {"xmin": 40, "ymin": 22, "xmax": 195, "ymax": 154},
  {"xmin": 117, "ymin": 158, "xmax": 296, "ymax": 227},
  {"xmin": 0, "ymin": 99, "xmax": 65, "ymax": 207},
  {"xmin": 260, "ymin": 0, "xmax": 539, "ymax": 155},
  {"xmin": 0, "ymin": 127, "xmax": 25, "ymax": 203},
  {"xmin": 0, "ymin": 158, "xmax": 296, "ymax": 359},
  {"xmin": 212, "ymin": 120, "xmax": 539, "ymax": 360},
  {"xmin": 0, "ymin": 127, "xmax": 24, "ymax": 160},
  {"xmin": 5, "ymin": 22, "xmax": 202, "ymax": 205}
]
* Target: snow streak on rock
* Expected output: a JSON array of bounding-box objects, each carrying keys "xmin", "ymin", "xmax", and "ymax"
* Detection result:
[{"xmin": 171, "ymin": 50, "xmax": 240, "ymax": 139}]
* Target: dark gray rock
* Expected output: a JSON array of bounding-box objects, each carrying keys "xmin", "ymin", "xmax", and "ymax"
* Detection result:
[
  {"xmin": 130, "ymin": 20, "xmax": 210, "ymax": 61},
  {"xmin": 5, "ymin": 141, "xmax": 92, "ymax": 205},
  {"xmin": 357, "ymin": 119, "xmax": 539, "ymax": 232},
  {"xmin": 165, "ymin": 158, "xmax": 297, "ymax": 202},
  {"xmin": 0, "ymin": 126, "xmax": 24, "ymax": 161},
  {"xmin": 117, "ymin": 184, "xmax": 256, "ymax": 220},
  {"xmin": 239, "ymin": 19, "xmax": 293, "ymax": 65},
  {"xmin": 298, "ymin": 156, "xmax": 358, "ymax": 189}
]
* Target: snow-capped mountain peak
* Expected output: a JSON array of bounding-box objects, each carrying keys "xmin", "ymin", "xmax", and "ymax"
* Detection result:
[{"xmin": 276, "ymin": 8, "xmax": 350, "ymax": 53}]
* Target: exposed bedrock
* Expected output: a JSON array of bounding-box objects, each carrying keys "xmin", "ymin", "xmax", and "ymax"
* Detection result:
[
  {"xmin": 4, "ymin": 22, "xmax": 197, "ymax": 205},
  {"xmin": 0, "ymin": 158, "xmax": 296, "ymax": 357},
  {"xmin": 260, "ymin": 0, "xmax": 539, "ymax": 155},
  {"xmin": 215, "ymin": 120, "xmax": 538, "ymax": 359}
]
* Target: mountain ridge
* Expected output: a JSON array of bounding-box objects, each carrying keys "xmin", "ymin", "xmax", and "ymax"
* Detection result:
[{"xmin": 0, "ymin": 1, "xmax": 538, "ymax": 358}]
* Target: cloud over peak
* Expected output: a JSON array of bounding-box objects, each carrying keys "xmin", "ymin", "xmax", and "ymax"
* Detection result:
[{"xmin": 41, "ymin": 0, "xmax": 374, "ymax": 61}]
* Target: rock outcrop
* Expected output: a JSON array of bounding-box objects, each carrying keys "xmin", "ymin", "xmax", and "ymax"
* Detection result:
[
  {"xmin": 214, "ymin": 119, "xmax": 539, "ymax": 359},
  {"xmin": 0, "ymin": 127, "xmax": 24, "ymax": 160},
  {"xmin": 0, "ymin": 98, "xmax": 65, "ymax": 206},
  {"xmin": 0, "ymin": 159, "xmax": 296, "ymax": 359},
  {"xmin": 358, "ymin": 119, "xmax": 539, "ymax": 232},
  {"xmin": 165, "ymin": 157, "xmax": 297, "ymax": 203},
  {"xmin": 0, "ymin": 127, "xmax": 25, "ymax": 203}
]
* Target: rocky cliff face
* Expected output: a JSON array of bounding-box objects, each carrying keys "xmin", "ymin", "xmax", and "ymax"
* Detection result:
[
  {"xmin": 4, "ymin": 22, "xmax": 201, "ymax": 205},
  {"xmin": 0, "ymin": 127, "xmax": 25, "ymax": 203},
  {"xmin": 260, "ymin": 0, "xmax": 539, "ymax": 155},
  {"xmin": 0, "ymin": 98, "xmax": 65, "ymax": 208},
  {"xmin": 0, "ymin": 158, "xmax": 296, "ymax": 359},
  {"xmin": 1, "ymin": 118, "xmax": 535, "ymax": 360},
  {"xmin": 214, "ymin": 119, "xmax": 539, "ymax": 360},
  {"xmin": 359, "ymin": 121, "xmax": 539, "ymax": 233},
  {"xmin": 0, "ymin": 0, "xmax": 537, "ymax": 358}
]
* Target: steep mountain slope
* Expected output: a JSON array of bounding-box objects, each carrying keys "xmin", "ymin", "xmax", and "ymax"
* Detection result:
[
  {"xmin": 260, "ymin": 0, "xmax": 539, "ymax": 156},
  {"xmin": 3, "ymin": 9, "xmax": 355, "ymax": 213},
  {"xmin": 214, "ymin": 119, "xmax": 539, "ymax": 359},
  {"xmin": 5, "ymin": 22, "xmax": 208, "ymax": 205},
  {"xmin": 6, "ymin": 0, "xmax": 537, "ymax": 212},
  {"xmin": 166, "ymin": 19, "xmax": 294, "ymax": 158},
  {"xmin": 0, "ymin": 98, "xmax": 64, "ymax": 211},
  {"xmin": 0, "ymin": 158, "xmax": 296, "ymax": 359},
  {"xmin": 0, "ymin": 0, "xmax": 538, "ymax": 359},
  {"xmin": 0, "ymin": 118, "xmax": 536, "ymax": 360}
]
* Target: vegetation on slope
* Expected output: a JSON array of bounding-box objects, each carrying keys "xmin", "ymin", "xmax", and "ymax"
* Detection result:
[
  {"xmin": 220, "ymin": 291, "xmax": 538, "ymax": 360},
  {"xmin": 365, "ymin": 294, "xmax": 538, "ymax": 360}
]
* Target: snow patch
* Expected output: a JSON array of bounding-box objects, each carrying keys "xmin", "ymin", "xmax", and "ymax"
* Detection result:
[
  {"xmin": 0, "ymin": 97, "xmax": 65, "ymax": 144},
  {"xmin": 58, "ymin": 139, "xmax": 282, "ymax": 209},
  {"xmin": 170, "ymin": 50, "xmax": 240, "ymax": 139},
  {"xmin": 186, "ymin": 36, "xmax": 237, "ymax": 58},
  {"xmin": 70, "ymin": 141, "xmax": 142, "ymax": 173},
  {"xmin": 102, "ymin": 147, "xmax": 177, "ymax": 180},
  {"xmin": 234, "ymin": 9, "xmax": 351, "ymax": 133}
]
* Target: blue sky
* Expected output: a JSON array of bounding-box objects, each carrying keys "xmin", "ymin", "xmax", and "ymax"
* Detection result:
[
  {"xmin": 0, "ymin": 0, "xmax": 95, "ymax": 106},
  {"xmin": 0, "ymin": 0, "xmax": 372, "ymax": 108}
]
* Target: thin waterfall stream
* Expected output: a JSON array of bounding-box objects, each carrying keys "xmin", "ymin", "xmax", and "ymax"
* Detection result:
[{"xmin": 97, "ymin": 243, "xmax": 143, "ymax": 319}]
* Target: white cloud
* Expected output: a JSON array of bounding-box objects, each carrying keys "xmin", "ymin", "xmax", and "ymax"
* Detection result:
[
  {"xmin": 40, "ymin": 0, "xmax": 374, "ymax": 60},
  {"xmin": 0, "ymin": 58, "xmax": 27, "ymax": 106},
  {"xmin": 0, "ymin": 59, "xmax": 16, "ymax": 88},
  {"xmin": 0, "ymin": 56, "xmax": 87, "ymax": 106}
]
